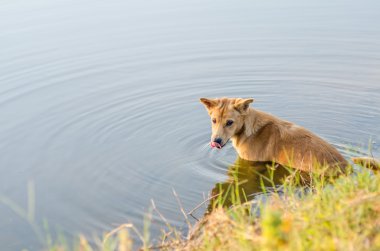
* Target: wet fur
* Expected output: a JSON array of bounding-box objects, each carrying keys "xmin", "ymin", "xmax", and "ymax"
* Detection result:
[{"xmin": 201, "ymin": 97, "xmax": 349, "ymax": 173}]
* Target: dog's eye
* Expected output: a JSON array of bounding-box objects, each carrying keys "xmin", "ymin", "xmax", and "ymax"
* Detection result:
[
  {"xmin": 212, "ymin": 118, "xmax": 216, "ymax": 124},
  {"xmin": 226, "ymin": 120, "xmax": 234, "ymax": 126}
]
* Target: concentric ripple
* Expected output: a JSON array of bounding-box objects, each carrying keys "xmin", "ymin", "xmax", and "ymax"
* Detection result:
[{"xmin": 0, "ymin": 0, "xmax": 380, "ymax": 249}]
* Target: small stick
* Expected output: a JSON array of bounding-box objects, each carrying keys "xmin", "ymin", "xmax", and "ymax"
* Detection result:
[
  {"xmin": 187, "ymin": 193, "xmax": 221, "ymax": 218},
  {"xmin": 151, "ymin": 199, "xmax": 173, "ymax": 231},
  {"xmin": 103, "ymin": 223, "xmax": 144, "ymax": 246},
  {"xmin": 189, "ymin": 213, "xmax": 199, "ymax": 222},
  {"xmin": 172, "ymin": 188, "xmax": 192, "ymax": 231}
]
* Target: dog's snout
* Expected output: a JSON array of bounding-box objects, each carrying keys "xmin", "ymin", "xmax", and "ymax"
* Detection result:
[{"xmin": 214, "ymin": 138, "xmax": 223, "ymax": 145}]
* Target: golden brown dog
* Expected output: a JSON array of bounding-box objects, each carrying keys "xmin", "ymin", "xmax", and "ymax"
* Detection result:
[{"xmin": 200, "ymin": 97, "xmax": 378, "ymax": 173}]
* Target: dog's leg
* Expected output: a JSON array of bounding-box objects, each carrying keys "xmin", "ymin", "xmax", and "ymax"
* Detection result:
[{"xmin": 352, "ymin": 157, "xmax": 380, "ymax": 170}]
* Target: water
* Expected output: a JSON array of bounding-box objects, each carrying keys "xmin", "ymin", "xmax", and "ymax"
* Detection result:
[{"xmin": 1, "ymin": 0, "xmax": 380, "ymax": 249}]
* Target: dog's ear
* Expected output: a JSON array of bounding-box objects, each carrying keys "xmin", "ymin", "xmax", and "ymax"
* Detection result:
[
  {"xmin": 200, "ymin": 98, "xmax": 219, "ymax": 111},
  {"xmin": 234, "ymin": 98, "xmax": 254, "ymax": 114}
]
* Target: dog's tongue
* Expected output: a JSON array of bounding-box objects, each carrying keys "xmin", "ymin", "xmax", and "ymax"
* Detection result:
[{"xmin": 210, "ymin": 142, "xmax": 222, "ymax": 149}]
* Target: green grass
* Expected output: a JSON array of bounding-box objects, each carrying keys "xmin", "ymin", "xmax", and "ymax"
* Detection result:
[
  {"xmin": 48, "ymin": 161, "xmax": 380, "ymax": 251},
  {"xmin": 2, "ymin": 162, "xmax": 380, "ymax": 251},
  {"xmin": 157, "ymin": 166, "xmax": 379, "ymax": 251}
]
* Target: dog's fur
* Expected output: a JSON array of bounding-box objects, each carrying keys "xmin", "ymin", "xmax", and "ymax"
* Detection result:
[{"xmin": 200, "ymin": 97, "xmax": 350, "ymax": 173}]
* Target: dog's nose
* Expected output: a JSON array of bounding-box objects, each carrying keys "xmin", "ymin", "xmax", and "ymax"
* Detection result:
[{"xmin": 214, "ymin": 138, "xmax": 223, "ymax": 145}]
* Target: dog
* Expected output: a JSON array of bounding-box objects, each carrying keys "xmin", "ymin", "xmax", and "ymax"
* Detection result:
[{"xmin": 200, "ymin": 97, "xmax": 379, "ymax": 173}]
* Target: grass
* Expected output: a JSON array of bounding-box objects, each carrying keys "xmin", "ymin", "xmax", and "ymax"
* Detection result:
[
  {"xmin": 47, "ymin": 160, "xmax": 380, "ymax": 251},
  {"xmin": 162, "ymin": 161, "xmax": 380, "ymax": 251},
  {"xmin": 2, "ymin": 160, "xmax": 380, "ymax": 251}
]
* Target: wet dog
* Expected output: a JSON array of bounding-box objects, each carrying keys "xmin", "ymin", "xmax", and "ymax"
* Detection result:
[{"xmin": 200, "ymin": 97, "xmax": 378, "ymax": 173}]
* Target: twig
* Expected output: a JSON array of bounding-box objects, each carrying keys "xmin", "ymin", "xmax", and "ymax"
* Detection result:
[
  {"xmin": 103, "ymin": 223, "xmax": 144, "ymax": 246},
  {"xmin": 187, "ymin": 193, "xmax": 222, "ymax": 220},
  {"xmin": 151, "ymin": 199, "xmax": 173, "ymax": 231},
  {"xmin": 172, "ymin": 188, "xmax": 192, "ymax": 231},
  {"xmin": 189, "ymin": 213, "xmax": 199, "ymax": 222},
  {"xmin": 160, "ymin": 230, "xmax": 173, "ymax": 245}
]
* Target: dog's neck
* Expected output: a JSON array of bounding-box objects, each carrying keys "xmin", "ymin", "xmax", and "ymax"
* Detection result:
[{"xmin": 232, "ymin": 108, "xmax": 272, "ymax": 142}]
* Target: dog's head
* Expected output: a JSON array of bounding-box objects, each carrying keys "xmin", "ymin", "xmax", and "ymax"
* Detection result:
[{"xmin": 200, "ymin": 97, "xmax": 254, "ymax": 149}]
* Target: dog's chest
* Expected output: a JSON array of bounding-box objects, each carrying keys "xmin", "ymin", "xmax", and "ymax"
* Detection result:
[{"xmin": 232, "ymin": 137, "xmax": 265, "ymax": 161}]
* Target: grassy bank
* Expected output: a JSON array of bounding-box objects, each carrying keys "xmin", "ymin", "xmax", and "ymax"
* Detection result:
[
  {"xmin": 49, "ymin": 163, "xmax": 380, "ymax": 251},
  {"xmin": 179, "ymin": 169, "xmax": 380, "ymax": 251}
]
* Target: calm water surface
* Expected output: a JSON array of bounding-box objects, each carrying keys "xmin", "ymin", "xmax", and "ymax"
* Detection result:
[{"xmin": 1, "ymin": 0, "xmax": 380, "ymax": 249}]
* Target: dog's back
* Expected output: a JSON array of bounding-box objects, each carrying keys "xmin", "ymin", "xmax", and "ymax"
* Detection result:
[{"xmin": 231, "ymin": 109, "xmax": 348, "ymax": 173}]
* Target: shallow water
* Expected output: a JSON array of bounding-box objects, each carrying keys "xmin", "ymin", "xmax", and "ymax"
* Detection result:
[{"xmin": 1, "ymin": 0, "xmax": 380, "ymax": 249}]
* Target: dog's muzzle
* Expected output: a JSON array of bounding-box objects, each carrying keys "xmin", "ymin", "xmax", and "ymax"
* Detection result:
[
  {"xmin": 210, "ymin": 138, "xmax": 229, "ymax": 149},
  {"xmin": 210, "ymin": 141, "xmax": 222, "ymax": 149}
]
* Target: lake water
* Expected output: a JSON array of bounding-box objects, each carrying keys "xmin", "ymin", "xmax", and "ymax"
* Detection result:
[{"xmin": 1, "ymin": 0, "xmax": 380, "ymax": 249}]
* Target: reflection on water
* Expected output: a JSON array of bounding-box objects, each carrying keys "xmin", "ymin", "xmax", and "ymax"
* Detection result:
[
  {"xmin": 207, "ymin": 158, "xmax": 297, "ymax": 212},
  {"xmin": 1, "ymin": 0, "xmax": 380, "ymax": 249}
]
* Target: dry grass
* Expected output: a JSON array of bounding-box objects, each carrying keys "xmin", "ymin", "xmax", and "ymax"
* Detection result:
[
  {"xmin": 48, "ymin": 162, "xmax": 380, "ymax": 251},
  {"xmin": 3, "ymin": 161, "xmax": 379, "ymax": 251},
  {"xmin": 161, "ymin": 167, "xmax": 380, "ymax": 251}
]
